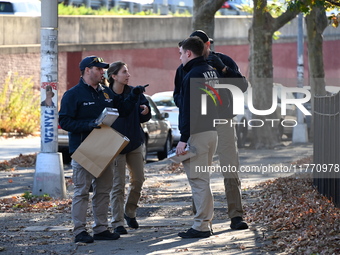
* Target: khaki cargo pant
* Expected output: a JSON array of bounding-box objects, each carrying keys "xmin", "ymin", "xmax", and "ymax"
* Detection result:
[
  {"xmin": 71, "ymin": 159, "xmax": 113, "ymax": 236},
  {"xmin": 110, "ymin": 145, "xmax": 145, "ymax": 228},
  {"xmin": 183, "ymin": 131, "xmax": 217, "ymax": 232},
  {"xmin": 216, "ymin": 122, "xmax": 244, "ymax": 219}
]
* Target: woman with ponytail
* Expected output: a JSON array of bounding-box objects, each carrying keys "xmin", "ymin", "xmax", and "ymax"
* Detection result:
[{"xmin": 106, "ymin": 61, "xmax": 151, "ymax": 235}]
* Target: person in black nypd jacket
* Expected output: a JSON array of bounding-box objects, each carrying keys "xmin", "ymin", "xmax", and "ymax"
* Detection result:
[
  {"xmin": 174, "ymin": 31, "xmax": 248, "ymax": 114},
  {"xmin": 173, "ymin": 30, "xmax": 249, "ymax": 232},
  {"xmin": 59, "ymin": 56, "xmax": 145, "ymax": 244},
  {"xmin": 175, "ymin": 36, "xmax": 220, "ymax": 239},
  {"xmin": 105, "ymin": 61, "xmax": 151, "ymax": 235}
]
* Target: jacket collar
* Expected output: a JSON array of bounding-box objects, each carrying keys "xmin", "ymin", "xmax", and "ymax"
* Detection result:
[
  {"xmin": 182, "ymin": 56, "xmax": 206, "ymax": 73},
  {"xmin": 79, "ymin": 77, "xmax": 104, "ymax": 91}
]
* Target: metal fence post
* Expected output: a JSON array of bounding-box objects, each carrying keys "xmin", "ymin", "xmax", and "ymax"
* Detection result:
[{"xmin": 313, "ymin": 92, "xmax": 340, "ymax": 208}]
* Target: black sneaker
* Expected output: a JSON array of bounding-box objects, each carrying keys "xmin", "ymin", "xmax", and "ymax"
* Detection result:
[
  {"xmin": 178, "ymin": 228, "xmax": 211, "ymax": 238},
  {"xmin": 74, "ymin": 231, "xmax": 94, "ymax": 243},
  {"xmin": 93, "ymin": 230, "xmax": 120, "ymax": 240},
  {"xmin": 124, "ymin": 214, "xmax": 139, "ymax": 229},
  {"xmin": 114, "ymin": 226, "xmax": 128, "ymax": 235},
  {"xmin": 230, "ymin": 217, "xmax": 249, "ymax": 230}
]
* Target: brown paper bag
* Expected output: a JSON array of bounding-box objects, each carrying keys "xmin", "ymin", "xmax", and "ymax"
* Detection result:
[{"xmin": 71, "ymin": 124, "xmax": 129, "ymax": 178}]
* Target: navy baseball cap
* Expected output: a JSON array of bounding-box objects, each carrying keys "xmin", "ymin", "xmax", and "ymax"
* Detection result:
[
  {"xmin": 190, "ymin": 30, "xmax": 213, "ymax": 44},
  {"xmin": 79, "ymin": 56, "xmax": 109, "ymax": 71}
]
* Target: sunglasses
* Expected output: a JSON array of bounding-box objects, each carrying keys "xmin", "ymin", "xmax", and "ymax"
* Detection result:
[{"xmin": 89, "ymin": 57, "xmax": 104, "ymax": 65}]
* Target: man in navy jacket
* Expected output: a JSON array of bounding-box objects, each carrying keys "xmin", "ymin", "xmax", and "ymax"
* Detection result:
[
  {"xmin": 176, "ymin": 37, "xmax": 219, "ymax": 239},
  {"xmin": 59, "ymin": 56, "xmax": 144, "ymax": 243}
]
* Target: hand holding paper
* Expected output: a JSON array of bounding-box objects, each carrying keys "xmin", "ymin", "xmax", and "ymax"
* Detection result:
[
  {"xmin": 176, "ymin": 141, "xmax": 187, "ymax": 156},
  {"xmin": 168, "ymin": 146, "xmax": 196, "ymax": 163}
]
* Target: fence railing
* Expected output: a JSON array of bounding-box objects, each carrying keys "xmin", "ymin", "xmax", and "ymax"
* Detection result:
[{"xmin": 313, "ymin": 92, "xmax": 340, "ymax": 208}]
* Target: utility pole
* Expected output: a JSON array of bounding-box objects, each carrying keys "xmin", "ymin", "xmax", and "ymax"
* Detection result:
[
  {"xmin": 33, "ymin": 0, "xmax": 66, "ymax": 198},
  {"xmin": 292, "ymin": 13, "xmax": 308, "ymax": 143}
]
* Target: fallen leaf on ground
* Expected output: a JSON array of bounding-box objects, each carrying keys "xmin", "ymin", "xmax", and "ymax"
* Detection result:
[{"xmin": 244, "ymin": 173, "xmax": 340, "ymax": 254}]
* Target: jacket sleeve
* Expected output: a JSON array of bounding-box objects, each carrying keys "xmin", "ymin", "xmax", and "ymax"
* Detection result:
[
  {"xmin": 173, "ymin": 65, "xmax": 183, "ymax": 107},
  {"xmin": 58, "ymin": 91, "xmax": 93, "ymax": 133},
  {"xmin": 113, "ymin": 91, "xmax": 139, "ymax": 117},
  {"xmin": 139, "ymin": 94, "xmax": 151, "ymax": 123},
  {"xmin": 218, "ymin": 53, "xmax": 248, "ymax": 93},
  {"xmin": 179, "ymin": 79, "xmax": 191, "ymax": 143}
]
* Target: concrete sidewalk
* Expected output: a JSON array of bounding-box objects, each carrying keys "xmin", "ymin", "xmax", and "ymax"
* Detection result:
[
  {"xmin": 0, "ymin": 136, "xmax": 40, "ymax": 161},
  {"xmin": 0, "ymin": 142, "xmax": 313, "ymax": 254}
]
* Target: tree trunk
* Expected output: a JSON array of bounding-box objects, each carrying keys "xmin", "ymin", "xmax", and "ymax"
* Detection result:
[
  {"xmin": 249, "ymin": 1, "xmax": 278, "ymax": 149},
  {"xmin": 306, "ymin": 7, "xmax": 327, "ymax": 97},
  {"xmin": 192, "ymin": 0, "xmax": 225, "ymax": 39},
  {"xmin": 249, "ymin": 0, "xmax": 300, "ymax": 148},
  {"xmin": 305, "ymin": 7, "xmax": 328, "ymax": 141}
]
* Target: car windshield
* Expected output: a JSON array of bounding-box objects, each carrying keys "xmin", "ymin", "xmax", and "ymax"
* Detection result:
[
  {"xmin": 0, "ymin": 2, "xmax": 13, "ymax": 12},
  {"xmin": 12, "ymin": 1, "xmax": 41, "ymax": 13}
]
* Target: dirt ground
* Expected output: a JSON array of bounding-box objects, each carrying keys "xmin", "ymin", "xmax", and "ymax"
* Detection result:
[
  {"xmin": 1, "ymin": 143, "xmax": 338, "ymax": 255},
  {"xmin": 0, "ymin": 162, "xmax": 241, "ymax": 255}
]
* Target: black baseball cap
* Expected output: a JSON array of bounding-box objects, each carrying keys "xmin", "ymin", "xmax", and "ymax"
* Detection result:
[
  {"xmin": 79, "ymin": 56, "xmax": 109, "ymax": 71},
  {"xmin": 190, "ymin": 30, "xmax": 213, "ymax": 44}
]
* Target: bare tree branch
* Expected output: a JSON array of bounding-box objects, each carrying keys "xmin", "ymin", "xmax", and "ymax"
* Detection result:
[
  {"xmin": 272, "ymin": 7, "xmax": 300, "ymax": 33},
  {"xmin": 325, "ymin": 0, "xmax": 340, "ymax": 7}
]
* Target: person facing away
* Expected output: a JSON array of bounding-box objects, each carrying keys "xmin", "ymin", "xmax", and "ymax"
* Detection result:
[
  {"xmin": 106, "ymin": 61, "xmax": 151, "ymax": 235},
  {"xmin": 58, "ymin": 55, "xmax": 145, "ymax": 244},
  {"xmin": 174, "ymin": 30, "xmax": 249, "ymax": 231},
  {"xmin": 176, "ymin": 36, "xmax": 220, "ymax": 239}
]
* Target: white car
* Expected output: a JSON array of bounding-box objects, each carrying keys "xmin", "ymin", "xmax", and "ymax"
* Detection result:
[
  {"xmin": 151, "ymin": 91, "xmax": 180, "ymax": 144},
  {"xmin": 0, "ymin": 0, "xmax": 41, "ymax": 16}
]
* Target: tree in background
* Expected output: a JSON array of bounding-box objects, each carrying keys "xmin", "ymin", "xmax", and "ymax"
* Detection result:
[
  {"xmin": 307, "ymin": 1, "xmax": 340, "ymax": 138},
  {"xmin": 305, "ymin": 6, "xmax": 328, "ymax": 141},
  {"xmin": 191, "ymin": 0, "xmax": 339, "ymax": 148},
  {"xmin": 192, "ymin": 0, "xmax": 225, "ymax": 37},
  {"xmin": 248, "ymin": 0, "xmax": 339, "ymax": 148},
  {"xmin": 249, "ymin": 0, "xmax": 300, "ymax": 149},
  {"xmin": 291, "ymin": 0, "xmax": 340, "ymax": 140}
]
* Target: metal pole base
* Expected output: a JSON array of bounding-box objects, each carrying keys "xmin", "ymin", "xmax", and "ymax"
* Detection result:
[
  {"xmin": 292, "ymin": 123, "xmax": 308, "ymax": 143},
  {"xmin": 33, "ymin": 152, "xmax": 66, "ymax": 199}
]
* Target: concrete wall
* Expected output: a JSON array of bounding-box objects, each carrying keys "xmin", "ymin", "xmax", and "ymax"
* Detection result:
[
  {"xmin": 0, "ymin": 16, "xmax": 195, "ymax": 50},
  {"xmin": 2, "ymin": 15, "xmax": 339, "ymax": 49},
  {"xmin": 0, "ymin": 15, "xmax": 339, "ymax": 99}
]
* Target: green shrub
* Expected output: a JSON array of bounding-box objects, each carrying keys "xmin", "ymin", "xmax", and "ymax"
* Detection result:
[
  {"xmin": 58, "ymin": 3, "xmax": 191, "ymax": 16},
  {"xmin": 58, "ymin": 3, "xmax": 97, "ymax": 15},
  {"xmin": 0, "ymin": 73, "xmax": 40, "ymax": 135},
  {"xmin": 22, "ymin": 191, "xmax": 51, "ymax": 202},
  {"xmin": 59, "ymin": 3, "xmax": 131, "ymax": 15}
]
